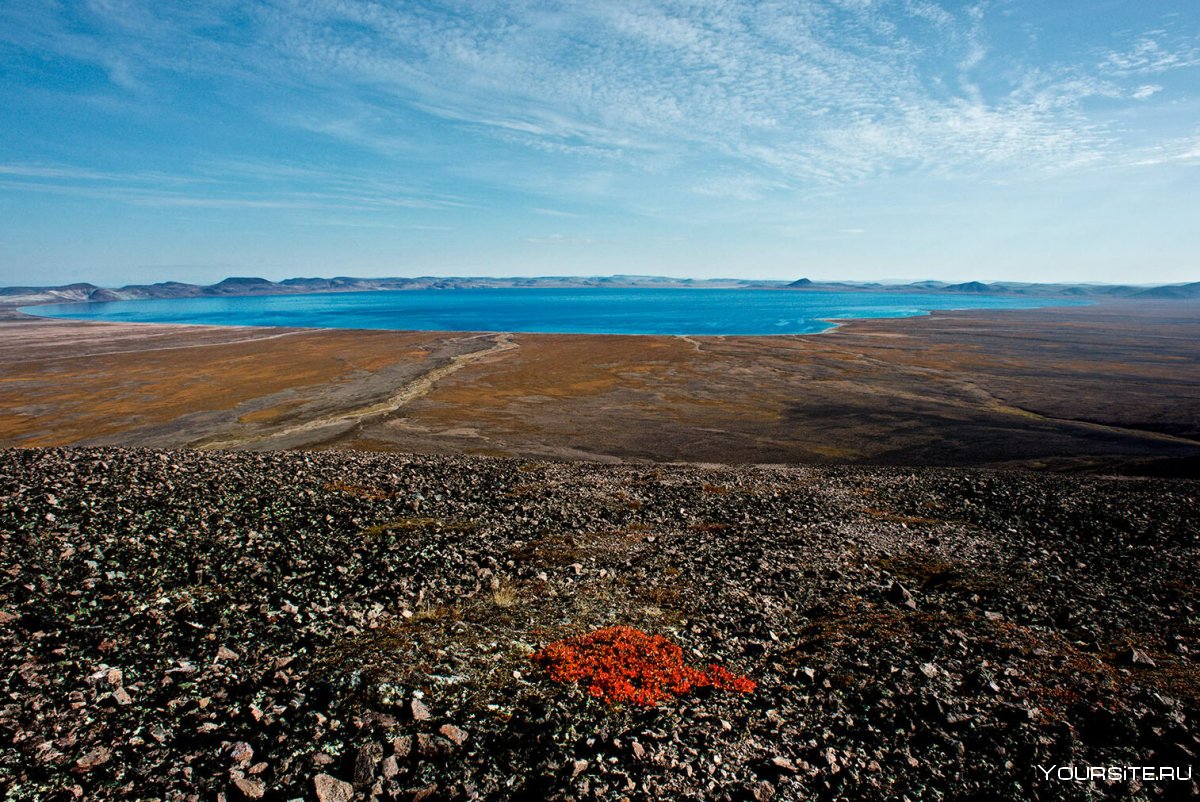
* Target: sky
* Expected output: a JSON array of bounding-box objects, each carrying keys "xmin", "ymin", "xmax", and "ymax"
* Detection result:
[{"xmin": 1, "ymin": 1, "xmax": 1198, "ymax": 287}]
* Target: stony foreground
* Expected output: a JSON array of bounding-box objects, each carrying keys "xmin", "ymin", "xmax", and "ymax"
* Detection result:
[{"xmin": 0, "ymin": 448, "xmax": 1197, "ymax": 801}]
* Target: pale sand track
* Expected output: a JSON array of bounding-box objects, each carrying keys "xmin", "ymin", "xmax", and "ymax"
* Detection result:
[{"xmin": 194, "ymin": 333, "xmax": 519, "ymax": 450}]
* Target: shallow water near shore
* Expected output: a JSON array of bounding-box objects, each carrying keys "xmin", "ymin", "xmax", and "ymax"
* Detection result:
[{"xmin": 27, "ymin": 287, "xmax": 1082, "ymax": 335}]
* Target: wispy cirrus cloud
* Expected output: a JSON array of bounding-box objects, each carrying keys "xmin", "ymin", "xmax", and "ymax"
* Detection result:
[
  {"xmin": 1128, "ymin": 134, "xmax": 1200, "ymax": 167},
  {"xmin": 227, "ymin": 0, "xmax": 1196, "ymax": 188},
  {"xmin": 1099, "ymin": 31, "xmax": 1200, "ymax": 75},
  {"xmin": 526, "ymin": 234, "xmax": 595, "ymax": 246},
  {"xmin": 0, "ymin": 159, "xmax": 465, "ymax": 213}
]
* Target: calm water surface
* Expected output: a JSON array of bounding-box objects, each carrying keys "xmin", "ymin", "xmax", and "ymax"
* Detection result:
[{"xmin": 27, "ymin": 288, "xmax": 1081, "ymax": 336}]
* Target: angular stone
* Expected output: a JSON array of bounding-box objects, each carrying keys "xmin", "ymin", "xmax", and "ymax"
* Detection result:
[
  {"xmin": 313, "ymin": 774, "xmax": 354, "ymax": 802},
  {"xmin": 410, "ymin": 698, "xmax": 431, "ymax": 722},
  {"xmin": 887, "ymin": 581, "xmax": 916, "ymax": 610},
  {"xmin": 229, "ymin": 742, "xmax": 254, "ymax": 764},
  {"xmin": 412, "ymin": 785, "xmax": 438, "ymax": 802},
  {"xmin": 770, "ymin": 756, "xmax": 797, "ymax": 773},
  {"xmin": 438, "ymin": 724, "xmax": 468, "ymax": 746},
  {"xmin": 231, "ymin": 778, "xmax": 265, "ymax": 800},
  {"xmin": 76, "ymin": 745, "xmax": 111, "ymax": 771},
  {"xmin": 1127, "ymin": 648, "xmax": 1157, "ymax": 668},
  {"xmin": 354, "ymin": 742, "xmax": 383, "ymax": 788}
]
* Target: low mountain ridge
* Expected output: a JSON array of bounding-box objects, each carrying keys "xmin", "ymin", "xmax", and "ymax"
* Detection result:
[{"xmin": 4, "ymin": 274, "xmax": 1199, "ymax": 307}]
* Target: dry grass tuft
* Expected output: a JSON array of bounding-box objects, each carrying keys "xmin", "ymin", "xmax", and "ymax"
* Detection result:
[{"xmin": 491, "ymin": 583, "xmax": 520, "ymax": 609}]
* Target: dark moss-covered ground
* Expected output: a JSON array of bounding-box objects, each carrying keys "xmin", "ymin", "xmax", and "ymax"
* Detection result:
[{"xmin": 1, "ymin": 448, "xmax": 1197, "ymax": 800}]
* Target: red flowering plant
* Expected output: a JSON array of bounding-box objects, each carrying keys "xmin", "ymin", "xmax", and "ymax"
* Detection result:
[{"xmin": 530, "ymin": 625, "xmax": 755, "ymax": 707}]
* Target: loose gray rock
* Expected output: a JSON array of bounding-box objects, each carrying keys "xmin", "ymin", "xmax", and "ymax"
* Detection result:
[
  {"xmin": 887, "ymin": 580, "xmax": 917, "ymax": 610},
  {"xmin": 354, "ymin": 742, "xmax": 384, "ymax": 788},
  {"xmin": 1126, "ymin": 648, "xmax": 1157, "ymax": 667},
  {"xmin": 410, "ymin": 698, "xmax": 432, "ymax": 722},
  {"xmin": 231, "ymin": 777, "xmax": 265, "ymax": 800},
  {"xmin": 438, "ymin": 724, "xmax": 468, "ymax": 746},
  {"xmin": 313, "ymin": 773, "xmax": 354, "ymax": 802}
]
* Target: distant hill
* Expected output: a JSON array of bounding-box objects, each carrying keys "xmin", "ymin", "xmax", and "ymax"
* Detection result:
[
  {"xmin": 1132, "ymin": 281, "xmax": 1200, "ymax": 299},
  {"xmin": 0, "ymin": 282, "xmax": 99, "ymax": 298},
  {"xmin": 1, "ymin": 275, "xmax": 785, "ymax": 307},
  {"xmin": 2, "ymin": 274, "xmax": 1198, "ymax": 309},
  {"xmin": 945, "ymin": 281, "xmax": 990, "ymax": 293},
  {"xmin": 208, "ymin": 276, "xmax": 277, "ymax": 295},
  {"xmin": 780, "ymin": 279, "xmax": 1199, "ymax": 299}
]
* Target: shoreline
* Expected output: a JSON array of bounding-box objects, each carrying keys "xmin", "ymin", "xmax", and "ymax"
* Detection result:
[
  {"xmin": 16, "ymin": 302, "xmax": 1096, "ymax": 340},
  {"xmin": 13, "ymin": 287, "xmax": 1091, "ymax": 338}
]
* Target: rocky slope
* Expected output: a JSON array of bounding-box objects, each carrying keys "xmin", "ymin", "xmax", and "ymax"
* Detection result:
[{"xmin": 0, "ymin": 448, "xmax": 1197, "ymax": 800}]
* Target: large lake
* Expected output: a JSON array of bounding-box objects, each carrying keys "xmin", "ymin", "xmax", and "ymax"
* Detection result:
[{"xmin": 26, "ymin": 288, "xmax": 1079, "ymax": 335}]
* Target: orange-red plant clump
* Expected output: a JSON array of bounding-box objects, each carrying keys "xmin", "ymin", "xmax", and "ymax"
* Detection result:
[{"xmin": 530, "ymin": 626, "xmax": 756, "ymax": 706}]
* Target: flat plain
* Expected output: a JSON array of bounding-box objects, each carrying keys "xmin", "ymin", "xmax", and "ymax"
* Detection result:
[{"xmin": 1, "ymin": 300, "xmax": 1198, "ymax": 475}]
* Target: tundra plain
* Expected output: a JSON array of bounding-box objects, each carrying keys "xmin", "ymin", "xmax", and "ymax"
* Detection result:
[{"xmin": 1, "ymin": 301, "xmax": 1197, "ymax": 476}]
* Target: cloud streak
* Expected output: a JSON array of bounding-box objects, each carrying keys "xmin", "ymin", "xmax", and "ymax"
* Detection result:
[
  {"xmin": 0, "ymin": 160, "xmax": 465, "ymax": 213},
  {"xmin": 1100, "ymin": 32, "xmax": 1200, "ymax": 75}
]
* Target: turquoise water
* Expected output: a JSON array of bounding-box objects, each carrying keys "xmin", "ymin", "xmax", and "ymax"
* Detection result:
[{"xmin": 26, "ymin": 288, "xmax": 1080, "ymax": 336}]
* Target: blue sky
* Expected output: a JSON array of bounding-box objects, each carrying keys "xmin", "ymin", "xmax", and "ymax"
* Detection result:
[{"xmin": 1, "ymin": 1, "xmax": 1198, "ymax": 287}]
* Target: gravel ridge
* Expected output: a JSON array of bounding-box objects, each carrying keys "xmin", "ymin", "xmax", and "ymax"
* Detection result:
[{"xmin": 1, "ymin": 447, "xmax": 1197, "ymax": 801}]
